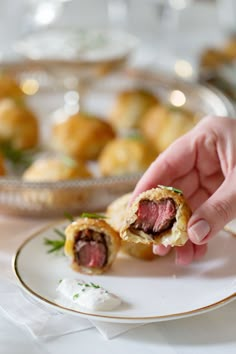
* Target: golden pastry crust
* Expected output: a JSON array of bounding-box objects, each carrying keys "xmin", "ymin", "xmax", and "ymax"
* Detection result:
[
  {"xmin": 0, "ymin": 74, "xmax": 22, "ymax": 100},
  {"xmin": 106, "ymin": 193, "xmax": 131, "ymax": 232},
  {"xmin": 51, "ymin": 112, "xmax": 115, "ymax": 160},
  {"xmin": 98, "ymin": 137, "xmax": 157, "ymax": 176},
  {"xmin": 109, "ymin": 89, "xmax": 159, "ymax": 131},
  {"xmin": 22, "ymin": 157, "xmax": 92, "ymax": 182},
  {"xmin": 0, "ymin": 99, "xmax": 38, "ymax": 149},
  {"xmin": 141, "ymin": 105, "xmax": 197, "ymax": 153},
  {"xmin": 120, "ymin": 240, "xmax": 155, "ymax": 260},
  {"xmin": 65, "ymin": 218, "xmax": 120, "ymax": 275},
  {"xmin": 106, "ymin": 193, "xmax": 155, "ymax": 260},
  {"xmin": 120, "ymin": 187, "xmax": 191, "ymax": 247}
]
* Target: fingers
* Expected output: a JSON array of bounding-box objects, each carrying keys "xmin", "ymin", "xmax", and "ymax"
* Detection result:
[
  {"xmin": 175, "ymin": 242, "xmax": 208, "ymax": 265},
  {"xmin": 131, "ymin": 132, "xmax": 196, "ymax": 201},
  {"xmin": 153, "ymin": 242, "xmax": 208, "ymax": 265},
  {"xmin": 175, "ymin": 241, "xmax": 194, "ymax": 265},
  {"xmin": 188, "ymin": 168, "xmax": 236, "ymax": 244},
  {"xmin": 153, "ymin": 244, "xmax": 171, "ymax": 256}
]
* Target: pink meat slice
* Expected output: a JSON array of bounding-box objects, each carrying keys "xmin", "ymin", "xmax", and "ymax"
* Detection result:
[
  {"xmin": 75, "ymin": 240, "xmax": 107, "ymax": 268},
  {"xmin": 134, "ymin": 198, "xmax": 176, "ymax": 234}
]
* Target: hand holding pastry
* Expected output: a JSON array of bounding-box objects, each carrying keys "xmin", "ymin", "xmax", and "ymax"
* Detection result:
[{"xmin": 131, "ymin": 116, "xmax": 236, "ymax": 264}]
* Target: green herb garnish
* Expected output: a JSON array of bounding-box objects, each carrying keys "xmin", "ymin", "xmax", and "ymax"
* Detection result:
[
  {"xmin": 73, "ymin": 293, "xmax": 79, "ymax": 300},
  {"xmin": 59, "ymin": 279, "xmax": 63, "ymax": 284},
  {"xmin": 80, "ymin": 212, "xmax": 107, "ymax": 219},
  {"xmin": 0, "ymin": 141, "xmax": 35, "ymax": 169},
  {"xmin": 158, "ymin": 185, "xmax": 183, "ymax": 195},
  {"xmin": 78, "ymin": 282, "xmax": 101, "ymax": 289},
  {"xmin": 44, "ymin": 228, "xmax": 66, "ymax": 253},
  {"xmin": 90, "ymin": 282, "xmax": 100, "ymax": 289}
]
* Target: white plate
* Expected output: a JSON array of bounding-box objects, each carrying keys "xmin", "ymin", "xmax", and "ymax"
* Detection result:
[{"xmin": 13, "ymin": 221, "xmax": 236, "ymax": 324}]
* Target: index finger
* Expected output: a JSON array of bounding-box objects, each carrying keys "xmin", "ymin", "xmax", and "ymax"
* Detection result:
[{"xmin": 131, "ymin": 132, "xmax": 196, "ymax": 201}]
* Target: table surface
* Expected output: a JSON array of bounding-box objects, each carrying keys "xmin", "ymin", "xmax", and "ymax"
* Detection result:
[{"xmin": 0, "ymin": 1, "xmax": 236, "ymax": 353}]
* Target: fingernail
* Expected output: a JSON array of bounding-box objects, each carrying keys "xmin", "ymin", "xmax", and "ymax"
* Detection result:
[{"xmin": 189, "ymin": 219, "xmax": 210, "ymax": 243}]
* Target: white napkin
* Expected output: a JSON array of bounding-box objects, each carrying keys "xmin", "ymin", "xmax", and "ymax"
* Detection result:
[
  {"xmin": 0, "ymin": 278, "xmax": 142, "ymax": 340},
  {"xmin": 0, "ymin": 216, "xmax": 144, "ymax": 340}
]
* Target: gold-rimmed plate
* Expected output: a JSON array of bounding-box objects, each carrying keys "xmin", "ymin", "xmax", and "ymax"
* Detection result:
[{"xmin": 13, "ymin": 221, "xmax": 236, "ymax": 324}]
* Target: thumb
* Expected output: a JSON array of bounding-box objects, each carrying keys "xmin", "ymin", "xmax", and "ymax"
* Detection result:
[{"xmin": 188, "ymin": 170, "xmax": 236, "ymax": 244}]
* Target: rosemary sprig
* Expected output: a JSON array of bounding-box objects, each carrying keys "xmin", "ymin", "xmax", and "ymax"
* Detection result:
[
  {"xmin": 44, "ymin": 212, "xmax": 75, "ymax": 254},
  {"xmin": 158, "ymin": 185, "xmax": 183, "ymax": 195},
  {"xmin": 80, "ymin": 212, "xmax": 107, "ymax": 219},
  {"xmin": 44, "ymin": 227, "xmax": 66, "ymax": 253},
  {"xmin": 81, "ymin": 212, "xmax": 106, "ymax": 219}
]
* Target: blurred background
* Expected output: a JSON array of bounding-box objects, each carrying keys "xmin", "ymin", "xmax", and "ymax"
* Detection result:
[
  {"xmin": 0, "ymin": 0, "xmax": 235, "ymax": 77},
  {"xmin": 0, "ymin": 0, "xmax": 236, "ymax": 216}
]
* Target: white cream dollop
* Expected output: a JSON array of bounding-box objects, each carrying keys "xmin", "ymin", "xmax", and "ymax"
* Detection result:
[{"xmin": 56, "ymin": 279, "xmax": 121, "ymax": 311}]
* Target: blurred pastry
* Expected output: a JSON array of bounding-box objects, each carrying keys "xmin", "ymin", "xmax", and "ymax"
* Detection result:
[
  {"xmin": 22, "ymin": 156, "xmax": 92, "ymax": 182},
  {"xmin": 109, "ymin": 89, "xmax": 159, "ymax": 131},
  {"xmin": 223, "ymin": 37, "xmax": 236, "ymax": 60},
  {"xmin": 107, "ymin": 193, "xmax": 155, "ymax": 260},
  {"xmin": 64, "ymin": 217, "xmax": 120, "ymax": 275},
  {"xmin": 141, "ymin": 104, "xmax": 196, "ymax": 153},
  {"xmin": 0, "ymin": 153, "xmax": 6, "ymax": 176},
  {"xmin": 0, "ymin": 74, "xmax": 22, "ymax": 100},
  {"xmin": 0, "ymin": 98, "xmax": 38, "ymax": 150},
  {"xmin": 98, "ymin": 137, "xmax": 157, "ymax": 176},
  {"xmin": 120, "ymin": 186, "xmax": 191, "ymax": 247},
  {"xmin": 200, "ymin": 48, "xmax": 228, "ymax": 70},
  {"xmin": 51, "ymin": 112, "xmax": 115, "ymax": 160}
]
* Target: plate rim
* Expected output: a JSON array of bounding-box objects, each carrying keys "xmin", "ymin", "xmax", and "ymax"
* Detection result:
[{"xmin": 12, "ymin": 222, "xmax": 236, "ymax": 323}]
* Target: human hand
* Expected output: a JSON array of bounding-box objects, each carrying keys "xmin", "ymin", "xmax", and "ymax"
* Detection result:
[{"xmin": 131, "ymin": 116, "xmax": 236, "ymax": 264}]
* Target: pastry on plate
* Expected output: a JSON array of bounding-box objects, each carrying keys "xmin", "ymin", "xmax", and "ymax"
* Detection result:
[
  {"xmin": 98, "ymin": 137, "xmax": 157, "ymax": 176},
  {"xmin": 0, "ymin": 98, "xmax": 38, "ymax": 150},
  {"xmin": 120, "ymin": 186, "xmax": 191, "ymax": 247},
  {"xmin": 0, "ymin": 74, "xmax": 22, "ymax": 100},
  {"xmin": 64, "ymin": 216, "xmax": 120, "ymax": 274},
  {"xmin": 109, "ymin": 89, "xmax": 159, "ymax": 131},
  {"xmin": 141, "ymin": 104, "xmax": 197, "ymax": 153},
  {"xmin": 51, "ymin": 112, "xmax": 115, "ymax": 160},
  {"xmin": 22, "ymin": 156, "xmax": 92, "ymax": 182},
  {"xmin": 107, "ymin": 193, "xmax": 155, "ymax": 260}
]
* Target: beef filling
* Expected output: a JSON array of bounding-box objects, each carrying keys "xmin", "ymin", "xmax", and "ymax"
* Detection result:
[
  {"xmin": 74, "ymin": 229, "xmax": 108, "ymax": 268},
  {"xmin": 132, "ymin": 198, "xmax": 176, "ymax": 236}
]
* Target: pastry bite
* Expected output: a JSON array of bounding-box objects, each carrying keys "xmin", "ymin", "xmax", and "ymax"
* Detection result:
[
  {"xmin": 51, "ymin": 112, "xmax": 115, "ymax": 161},
  {"xmin": 107, "ymin": 193, "xmax": 155, "ymax": 260},
  {"xmin": 0, "ymin": 74, "xmax": 22, "ymax": 100},
  {"xmin": 22, "ymin": 156, "xmax": 92, "ymax": 182},
  {"xmin": 120, "ymin": 186, "xmax": 191, "ymax": 247},
  {"xmin": 141, "ymin": 104, "xmax": 197, "ymax": 153},
  {"xmin": 0, "ymin": 98, "xmax": 38, "ymax": 150},
  {"xmin": 98, "ymin": 137, "xmax": 157, "ymax": 176},
  {"xmin": 64, "ymin": 217, "xmax": 120, "ymax": 275},
  {"xmin": 109, "ymin": 89, "xmax": 159, "ymax": 131}
]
